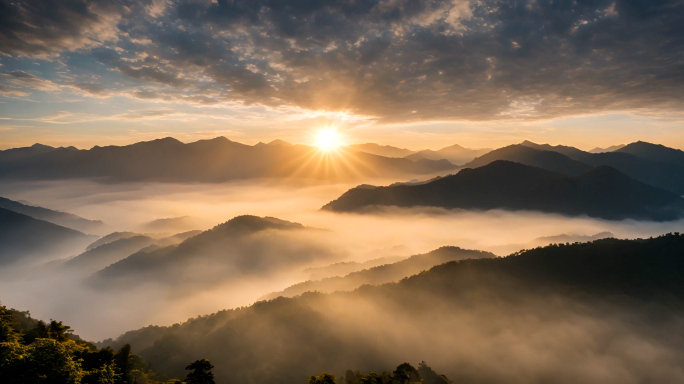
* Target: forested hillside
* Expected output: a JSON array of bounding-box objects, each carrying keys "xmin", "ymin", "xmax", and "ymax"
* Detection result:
[{"xmin": 101, "ymin": 234, "xmax": 684, "ymax": 384}]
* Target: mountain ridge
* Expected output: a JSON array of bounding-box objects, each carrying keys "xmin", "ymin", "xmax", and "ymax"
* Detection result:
[
  {"xmin": 322, "ymin": 160, "xmax": 684, "ymax": 220},
  {"xmin": 0, "ymin": 137, "xmax": 455, "ymax": 182},
  {"xmin": 99, "ymin": 234, "xmax": 684, "ymax": 384}
]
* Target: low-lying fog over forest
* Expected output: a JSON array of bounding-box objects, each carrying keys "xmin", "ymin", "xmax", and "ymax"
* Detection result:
[
  {"xmin": 3, "ymin": 138, "xmax": 684, "ymax": 384},
  {"xmin": 2, "ymin": 176, "xmax": 680, "ymax": 340}
]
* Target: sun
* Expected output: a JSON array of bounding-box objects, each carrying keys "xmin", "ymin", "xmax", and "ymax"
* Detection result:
[{"xmin": 315, "ymin": 129, "xmax": 342, "ymax": 151}]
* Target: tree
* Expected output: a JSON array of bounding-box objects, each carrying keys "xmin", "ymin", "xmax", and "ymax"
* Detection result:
[
  {"xmin": 185, "ymin": 358, "xmax": 215, "ymax": 384},
  {"xmin": 113, "ymin": 344, "xmax": 132, "ymax": 384},
  {"xmin": 309, "ymin": 372, "xmax": 336, "ymax": 384},
  {"xmin": 0, "ymin": 304, "xmax": 21, "ymax": 343},
  {"xmin": 0, "ymin": 338, "xmax": 26, "ymax": 382},
  {"xmin": 344, "ymin": 369, "xmax": 362, "ymax": 384},
  {"xmin": 48, "ymin": 320, "xmax": 73, "ymax": 342},
  {"xmin": 10, "ymin": 338, "xmax": 84, "ymax": 384},
  {"xmin": 393, "ymin": 363, "xmax": 418, "ymax": 384},
  {"xmin": 24, "ymin": 320, "xmax": 50, "ymax": 344},
  {"xmin": 417, "ymin": 361, "xmax": 450, "ymax": 384},
  {"xmin": 358, "ymin": 372, "xmax": 382, "ymax": 384},
  {"xmin": 84, "ymin": 362, "xmax": 121, "ymax": 384}
]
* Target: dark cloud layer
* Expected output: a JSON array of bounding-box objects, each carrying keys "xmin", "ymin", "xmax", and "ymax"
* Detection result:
[{"xmin": 1, "ymin": 0, "xmax": 683, "ymax": 121}]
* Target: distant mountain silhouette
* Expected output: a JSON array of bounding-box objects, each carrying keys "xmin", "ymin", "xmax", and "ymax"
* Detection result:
[
  {"xmin": 615, "ymin": 141, "xmax": 684, "ymax": 166},
  {"xmin": 267, "ymin": 139, "xmax": 294, "ymax": 146},
  {"xmin": 139, "ymin": 216, "xmax": 201, "ymax": 233},
  {"xmin": 101, "ymin": 234, "xmax": 684, "ymax": 384},
  {"xmin": 322, "ymin": 161, "xmax": 684, "ymax": 220},
  {"xmin": 0, "ymin": 137, "xmax": 455, "ymax": 182},
  {"xmin": 86, "ymin": 232, "xmax": 146, "ymax": 251},
  {"xmin": 262, "ymin": 246, "xmax": 494, "ymax": 300},
  {"xmin": 0, "ymin": 208, "xmax": 95, "ymax": 266},
  {"xmin": 518, "ymin": 140, "xmax": 594, "ymax": 162},
  {"xmin": 405, "ymin": 144, "xmax": 491, "ymax": 165},
  {"xmin": 63, "ymin": 235, "xmax": 158, "ymax": 274},
  {"xmin": 0, "ymin": 143, "xmax": 77, "ymax": 162},
  {"xmin": 589, "ymin": 144, "xmax": 626, "ymax": 153},
  {"xmin": 303, "ymin": 256, "xmax": 406, "ymax": 280},
  {"xmin": 464, "ymin": 144, "xmax": 592, "ymax": 175},
  {"xmin": 0, "ymin": 196, "xmax": 107, "ymax": 235},
  {"xmin": 64, "ymin": 230, "xmax": 201, "ymax": 274},
  {"xmin": 533, "ymin": 231, "xmax": 614, "ymax": 245},
  {"xmin": 91, "ymin": 215, "xmax": 339, "ymax": 288},
  {"xmin": 152, "ymin": 230, "xmax": 202, "ymax": 246},
  {"xmin": 473, "ymin": 142, "xmax": 684, "ymax": 194},
  {"xmin": 347, "ymin": 143, "xmax": 416, "ymax": 158}
]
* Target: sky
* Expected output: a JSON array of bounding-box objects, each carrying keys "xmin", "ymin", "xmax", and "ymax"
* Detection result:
[{"xmin": 1, "ymin": 0, "xmax": 684, "ymax": 150}]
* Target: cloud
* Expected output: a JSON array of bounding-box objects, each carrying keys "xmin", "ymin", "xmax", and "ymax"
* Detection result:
[
  {"xmin": 0, "ymin": 0, "xmax": 131, "ymax": 57},
  {"xmin": 1, "ymin": 0, "xmax": 684, "ymax": 122},
  {"xmin": 1, "ymin": 70, "xmax": 61, "ymax": 92},
  {"xmin": 69, "ymin": 81, "xmax": 109, "ymax": 96}
]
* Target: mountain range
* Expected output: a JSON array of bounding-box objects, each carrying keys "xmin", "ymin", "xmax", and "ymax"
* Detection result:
[
  {"xmin": 99, "ymin": 233, "xmax": 684, "ymax": 384},
  {"xmin": 513, "ymin": 141, "xmax": 684, "ymax": 194},
  {"xmin": 0, "ymin": 138, "xmax": 455, "ymax": 182},
  {"xmin": 0, "ymin": 208, "xmax": 96, "ymax": 267},
  {"xmin": 302, "ymin": 256, "xmax": 406, "ymax": 280},
  {"xmin": 0, "ymin": 196, "xmax": 107, "ymax": 235},
  {"xmin": 347, "ymin": 143, "xmax": 416, "ymax": 158},
  {"xmin": 347, "ymin": 143, "xmax": 490, "ymax": 165},
  {"xmin": 323, "ymin": 160, "xmax": 684, "ymax": 220},
  {"xmin": 261, "ymin": 246, "xmax": 495, "ymax": 300},
  {"xmin": 90, "ymin": 215, "xmax": 340, "ymax": 289},
  {"xmin": 62, "ymin": 230, "xmax": 201, "ymax": 274},
  {"xmin": 3, "ymin": 138, "xmax": 681, "ymax": 196},
  {"xmin": 404, "ymin": 144, "xmax": 491, "ymax": 165},
  {"xmin": 589, "ymin": 144, "xmax": 626, "ymax": 153}
]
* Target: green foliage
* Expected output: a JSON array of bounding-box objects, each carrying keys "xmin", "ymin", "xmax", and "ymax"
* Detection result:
[
  {"xmin": 0, "ymin": 339, "xmax": 25, "ymax": 383},
  {"xmin": 309, "ymin": 372, "xmax": 336, "ymax": 384},
  {"xmin": 185, "ymin": 359, "xmax": 215, "ymax": 384},
  {"xmin": 83, "ymin": 363, "xmax": 120, "ymax": 384},
  {"xmin": 0, "ymin": 338, "xmax": 84, "ymax": 384},
  {"xmin": 344, "ymin": 366, "xmax": 417, "ymax": 384},
  {"xmin": 0, "ymin": 303, "xmax": 21, "ymax": 343},
  {"xmin": 24, "ymin": 319, "xmax": 74, "ymax": 344},
  {"xmin": 113, "ymin": 344, "xmax": 132, "ymax": 384},
  {"xmin": 417, "ymin": 362, "xmax": 450, "ymax": 384},
  {"xmin": 0, "ymin": 303, "xmax": 170, "ymax": 384},
  {"xmin": 392, "ymin": 363, "xmax": 418, "ymax": 384}
]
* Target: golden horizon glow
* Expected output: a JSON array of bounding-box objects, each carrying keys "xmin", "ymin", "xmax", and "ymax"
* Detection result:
[{"xmin": 315, "ymin": 129, "xmax": 343, "ymax": 151}]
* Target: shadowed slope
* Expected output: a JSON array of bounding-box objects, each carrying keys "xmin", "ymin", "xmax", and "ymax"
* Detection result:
[
  {"xmin": 91, "ymin": 215, "xmax": 338, "ymax": 289},
  {"xmin": 0, "ymin": 208, "xmax": 95, "ymax": 266},
  {"xmin": 64, "ymin": 236, "xmax": 158, "ymax": 274},
  {"xmin": 616, "ymin": 141, "xmax": 684, "ymax": 166},
  {"xmin": 262, "ymin": 246, "xmax": 495, "ymax": 299},
  {"xmin": 464, "ymin": 144, "xmax": 592, "ymax": 175},
  {"xmin": 0, "ymin": 196, "xmax": 106, "ymax": 235},
  {"xmin": 65, "ymin": 230, "xmax": 203, "ymax": 274},
  {"xmin": 101, "ymin": 234, "xmax": 684, "ymax": 384},
  {"xmin": 517, "ymin": 141, "xmax": 684, "ymax": 194},
  {"xmin": 322, "ymin": 161, "xmax": 684, "ymax": 220},
  {"xmin": 86, "ymin": 232, "xmax": 145, "ymax": 251}
]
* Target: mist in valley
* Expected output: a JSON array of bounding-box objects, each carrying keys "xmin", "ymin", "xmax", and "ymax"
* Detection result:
[
  {"xmin": 3, "ymin": 0, "xmax": 684, "ymax": 382},
  {"xmin": 1, "ymin": 177, "xmax": 683, "ymax": 343}
]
